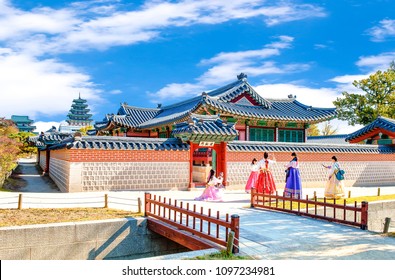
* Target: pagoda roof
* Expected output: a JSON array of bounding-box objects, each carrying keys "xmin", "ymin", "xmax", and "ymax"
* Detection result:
[
  {"xmin": 345, "ymin": 116, "xmax": 395, "ymax": 142},
  {"xmin": 96, "ymin": 74, "xmax": 336, "ymax": 131},
  {"xmin": 11, "ymin": 115, "xmax": 34, "ymax": 123}
]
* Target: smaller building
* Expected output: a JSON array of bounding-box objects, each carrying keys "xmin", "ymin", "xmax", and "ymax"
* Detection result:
[
  {"xmin": 345, "ymin": 116, "xmax": 395, "ymax": 145},
  {"xmin": 10, "ymin": 115, "xmax": 36, "ymax": 133}
]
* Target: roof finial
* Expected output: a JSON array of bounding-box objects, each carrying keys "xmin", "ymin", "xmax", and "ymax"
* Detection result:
[{"xmin": 237, "ymin": 73, "xmax": 247, "ymax": 81}]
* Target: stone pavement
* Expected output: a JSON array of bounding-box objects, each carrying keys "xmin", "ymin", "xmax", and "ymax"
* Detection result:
[{"xmin": 1, "ymin": 159, "xmax": 395, "ymax": 259}]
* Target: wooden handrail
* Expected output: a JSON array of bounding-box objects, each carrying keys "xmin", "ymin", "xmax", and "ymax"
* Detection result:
[
  {"xmin": 144, "ymin": 192, "xmax": 239, "ymax": 252},
  {"xmin": 251, "ymin": 189, "xmax": 368, "ymax": 230}
]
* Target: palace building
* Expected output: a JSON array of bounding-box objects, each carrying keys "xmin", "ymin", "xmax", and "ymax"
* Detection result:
[
  {"xmin": 93, "ymin": 73, "xmax": 336, "ymax": 143},
  {"xmin": 30, "ymin": 74, "xmax": 395, "ymax": 193}
]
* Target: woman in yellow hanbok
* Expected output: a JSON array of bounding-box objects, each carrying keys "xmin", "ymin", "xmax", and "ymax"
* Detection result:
[{"xmin": 322, "ymin": 156, "xmax": 345, "ymax": 199}]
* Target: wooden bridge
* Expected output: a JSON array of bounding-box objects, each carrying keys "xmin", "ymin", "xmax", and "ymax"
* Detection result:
[{"xmin": 144, "ymin": 193, "xmax": 240, "ymax": 253}]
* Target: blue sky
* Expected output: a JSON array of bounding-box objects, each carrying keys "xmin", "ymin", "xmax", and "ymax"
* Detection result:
[{"xmin": 1, "ymin": 0, "xmax": 395, "ymax": 134}]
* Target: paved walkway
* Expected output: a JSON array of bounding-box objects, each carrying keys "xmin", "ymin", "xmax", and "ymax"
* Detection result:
[{"xmin": 1, "ymin": 159, "xmax": 395, "ymax": 259}]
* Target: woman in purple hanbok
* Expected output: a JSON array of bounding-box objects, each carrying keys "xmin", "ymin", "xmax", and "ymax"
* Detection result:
[
  {"xmin": 284, "ymin": 152, "xmax": 302, "ymax": 197},
  {"xmin": 195, "ymin": 169, "xmax": 224, "ymax": 201}
]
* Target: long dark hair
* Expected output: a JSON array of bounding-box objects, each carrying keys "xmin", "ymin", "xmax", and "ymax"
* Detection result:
[
  {"xmin": 207, "ymin": 169, "xmax": 215, "ymax": 183},
  {"xmin": 291, "ymin": 152, "xmax": 298, "ymax": 161},
  {"xmin": 264, "ymin": 152, "xmax": 269, "ymax": 159},
  {"xmin": 251, "ymin": 158, "xmax": 257, "ymax": 164}
]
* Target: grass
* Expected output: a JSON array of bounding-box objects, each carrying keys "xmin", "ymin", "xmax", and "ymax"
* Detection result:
[
  {"xmin": 0, "ymin": 208, "xmax": 142, "ymax": 227},
  {"xmin": 186, "ymin": 250, "xmax": 253, "ymax": 260}
]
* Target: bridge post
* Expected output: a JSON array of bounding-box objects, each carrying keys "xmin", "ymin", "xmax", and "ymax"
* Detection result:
[
  {"xmin": 144, "ymin": 192, "xmax": 151, "ymax": 217},
  {"xmin": 361, "ymin": 201, "xmax": 368, "ymax": 230},
  {"xmin": 231, "ymin": 214, "xmax": 240, "ymax": 253},
  {"xmin": 250, "ymin": 188, "xmax": 256, "ymax": 208}
]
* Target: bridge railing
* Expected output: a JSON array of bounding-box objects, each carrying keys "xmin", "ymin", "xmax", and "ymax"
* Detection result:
[
  {"xmin": 251, "ymin": 188, "xmax": 368, "ymax": 230},
  {"xmin": 144, "ymin": 192, "xmax": 239, "ymax": 253}
]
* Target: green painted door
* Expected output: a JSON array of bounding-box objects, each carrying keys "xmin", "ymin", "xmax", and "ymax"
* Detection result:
[{"xmin": 211, "ymin": 149, "xmax": 217, "ymax": 173}]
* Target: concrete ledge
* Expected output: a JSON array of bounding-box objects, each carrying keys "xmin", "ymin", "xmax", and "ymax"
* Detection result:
[{"xmin": 0, "ymin": 218, "xmax": 188, "ymax": 260}]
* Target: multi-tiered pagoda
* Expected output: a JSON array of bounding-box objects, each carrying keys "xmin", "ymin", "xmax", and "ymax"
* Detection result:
[
  {"xmin": 10, "ymin": 115, "xmax": 36, "ymax": 133},
  {"xmin": 59, "ymin": 94, "xmax": 93, "ymax": 133}
]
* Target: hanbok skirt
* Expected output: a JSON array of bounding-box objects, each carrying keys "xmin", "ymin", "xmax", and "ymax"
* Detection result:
[
  {"xmin": 256, "ymin": 170, "xmax": 276, "ymax": 194},
  {"xmin": 245, "ymin": 171, "xmax": 258, "ymax": 192},
  {"xmin": 324, "ymin": 176, "xmax": 345, "ymax": 198},
  {"xmin": 284, "ymin": 168, "xmax": 302, "ymax": 197},
  {"xmin": 195, "ymin": 186, "xmax": 223, "ymax": 201}
]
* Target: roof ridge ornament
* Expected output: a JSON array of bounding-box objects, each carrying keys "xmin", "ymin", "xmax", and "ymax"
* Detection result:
[{"xmin": 237, "ymin": 73, "xmax": 248, "ymax": 81}]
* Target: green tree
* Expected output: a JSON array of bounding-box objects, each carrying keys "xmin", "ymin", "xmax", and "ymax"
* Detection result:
[
  {"xmin": 333, "ymin": 62, "xmax": 395, "ymax": 125},
  {"xmin": 9, "ymin": 131, "xmax": 37, "ymax": 157}
]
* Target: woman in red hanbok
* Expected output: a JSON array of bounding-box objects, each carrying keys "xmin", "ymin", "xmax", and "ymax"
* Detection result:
[
  {"xmin": 245, "ymin": 158, "xmax": 259, "ymax": 193},
  {"xmin": 255, "ymin": 152, "xmax": 276, "ymax": 194}
]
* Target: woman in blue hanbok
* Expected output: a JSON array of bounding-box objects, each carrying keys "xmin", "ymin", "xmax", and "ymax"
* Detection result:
[{"xmin": 284, "ymin": 152, "xmax": 302, "ymax": 197}]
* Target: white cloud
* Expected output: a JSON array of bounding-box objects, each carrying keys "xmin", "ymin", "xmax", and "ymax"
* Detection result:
[
  {"xmin": 355, "ymin": 52, "xmax": 395, "ymax": 70},
  {"xmin": 33, "ymin": 121, "xmax": 61, "ymax": 134},
  {"xmin": 109, "ymin": 89, "xmax": 122, "ymax": 95},
  {"xmin": 0, "ymin": 50, "xmax": 100, "ymax": 119},
  {"xmin": 367, "ymin": 19, "xmax": 395, "ymax": 42},
  {"xmin": 150, "ymin": 36, "xmax": 311, "ymax": 102},
  {"xmin": 0, "ymin": 0, "xmax": 326, "ymax": 54}
]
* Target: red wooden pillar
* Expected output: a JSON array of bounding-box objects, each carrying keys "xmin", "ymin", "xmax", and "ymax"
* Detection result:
[
  {"xmin": 189, "ymin": 142, "xmax": 195, "ymax": 189},
  {"xmin": 216, "ymin": 142, "xmax": 228, "ymax": 187},
  {"xmin": 222, "ymin": 142, "xmax": 228, "ymax": 186},
  {"xmin": 361, "ymin": 201, "xmax": 368, "ymax": 230}
]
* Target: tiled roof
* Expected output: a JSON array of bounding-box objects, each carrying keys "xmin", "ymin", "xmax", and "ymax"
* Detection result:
[
  {"xmin": 345, "ymin": 116, "xmax": 395, "ymax": 142},
  {"xmin": 11, "ymin": 115, "xmax": 34, "ymax": 123},
  {"xmin": 138, "ymin": 98, "xmax": 201, "ymax": 129},
  {"xmin": 95, "ymin": 74, "xmax": 336, "ymax": 131},
  {"xmin": 227, "ymin": 141, "xmax": 395, "ymax": 154},
  {"xmin": 172, "ymin": 114, "xmax": 238, "ymax": 143},
  {"xmin": 48, "ymin": 136, "xmax": 189, "ymax": 151},
  {"xmin": 29, "ymin": 133, "xmax": 73, "ymax": 149},
  {"xmin": 307, "ymin": 134, "xmax": 349, "ymax": 145},
  {"xmin": 206, "ymin": 78, "xmax": 272, "ymax": 108},
  {"xmin": 203, "ymin": 95, "xmax": 335, "ymax": 122}
]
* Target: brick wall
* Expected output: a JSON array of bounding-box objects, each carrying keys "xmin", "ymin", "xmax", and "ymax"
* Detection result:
[
  {"xmin": 67, "ymin": 150, "xmax": 189, "ymax": 162},
  {"xmin": 49, "ymin": 148, "xmax": 190, "ymax": 192},
  {"xmin": 227, "ymin": 151, "xmax": 395, "ymax": 189}
]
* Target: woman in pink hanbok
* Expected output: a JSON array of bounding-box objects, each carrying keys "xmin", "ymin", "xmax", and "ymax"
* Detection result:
[
  {"xmin": 245, "ymin": 158, "xmax": 259, "ymax": 193},
  {"xmin": 195, "ymin": 169, "xmax": 224, "ymax": 201}
]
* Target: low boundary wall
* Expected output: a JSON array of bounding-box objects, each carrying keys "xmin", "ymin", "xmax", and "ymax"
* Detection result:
[{"xmin": 0, "ymin": 218, "xmax": 188, "ymax": 260}]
